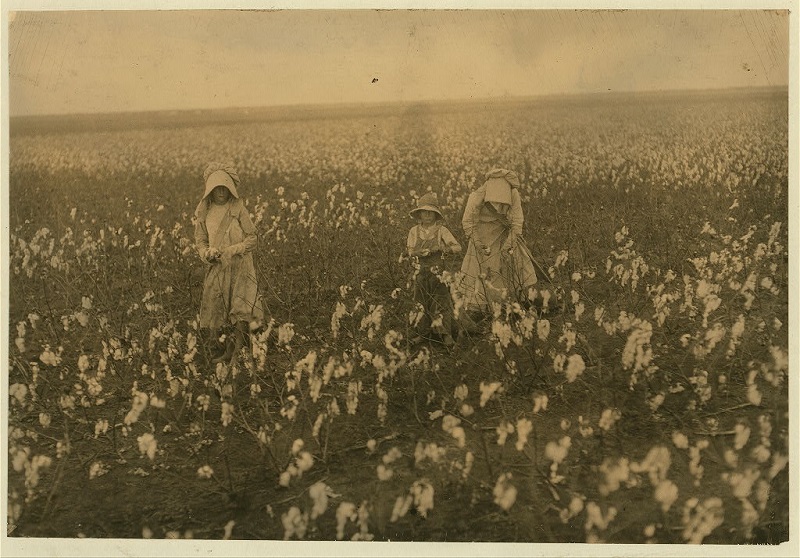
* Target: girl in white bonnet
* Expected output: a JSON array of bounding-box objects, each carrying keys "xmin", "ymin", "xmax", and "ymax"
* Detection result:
[
  {"xmin": 195, "ymin": 162, "xmax": 264, "ymax": 364},
  {"xmin": 457, "ymin": 168, "xmax": 539, "ymax": 319}
]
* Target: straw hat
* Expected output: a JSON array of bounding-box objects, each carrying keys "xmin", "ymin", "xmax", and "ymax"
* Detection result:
[{"xmin": 410, "ymin": 192, "xmax": 443, "ymax": 219}]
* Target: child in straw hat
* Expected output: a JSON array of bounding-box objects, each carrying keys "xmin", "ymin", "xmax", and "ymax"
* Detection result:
[{"xmin": 407, "ymin": 192, "xmax": 462, "ymax": 347}]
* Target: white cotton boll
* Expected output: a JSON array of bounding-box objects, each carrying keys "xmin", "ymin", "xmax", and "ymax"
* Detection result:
[
  {"xmin": 598, "ymin": 458, "xmax": 630, "ymax": 495},
  {"xmin": 672, "ymin": 431, "xmax": 689, "ymax": 450},
  {"xmin": 565, "ymin": 354, "xmax": 586, "ymax": 383},
  {"xmin": 647, "ymin": 393, "xmax": 665, "ymax": 411},
  {"xmin": 87, "ymin": 460, "xmax": 108, "ymax": 480},
  {"xmin": 11, "ymin": 448, "xmax": 29, "ymax": 473},
  {"xmin": 411, "ymin": 481, "xmax": 435, "ymax": 518},
  {"xmin": 10, "ymin": 384, "xmax": 28, "ymax": 406},
  {"xmin": 533, "ymin": 393, "xmax": 549, "ymax": 413},
  {"xmin": 733, "ymin": 424, "xmax": 750, "ymax": 450},
  {"xmin": 496, "ymin": 422, "xmax": 514, "ymax": 446},
  {"xmin": 450, "ymin": 426, "xmax": 466, "ymax": 448},
  {"xmin": 137, "ymin": 433, "xmax": 157, "ymax": 460},
  {"xmin": 463, "ymin": 452, "xmax": 475, "ymax": 479},
  {"xmin": 495, "ymin": 483, "xmax": 517, "ymax": 511},
  {"xmin": 537, "ymin": 318, "xmax": 551, "ymax": 341},
  {"xmin": 479, "ymin": 381, "xmax": 503, "ymax": 407},
  {"xmin": 724, "ymin": 449, "xmax": 739, "ymax": 468},
  {"xmin": 726, "ymin": 468, "xmax": 760, "ymax": 500},
  {"xmin": 220, "ymin": 402, "xmax": 235, "ymax": 427},
  {"xmin": 654, "ymin": 480, "xmax": 679, "ymax": 512},
  {"xmin": 493, "ymin": 473, "xmax": 518, "ymax": 511},
  {"xmin": 598, "ymin": 408, "xmax": 621, "ymax": 431},
  {"xmin": 746, "ymin": 384, "xmax": 762, "ymax": 406},
  {"xmin": 569, "ymin": 496, "xmax": 585, "ymax": 516},
  {"xmin": 309, "ymin": 482, "xmax": 330, "ymax": 519},
  {"xmin": 751, "ymin": 444, "xmax": 771, "ymax": 464},
  {"xmin": 390, "ymin": 495, "xmax": 413, "ymax": 523},
  {"xmin": 632, "ymin": 446, "xmax": 672, "ymax": 486},
  {"xmin": 376, "ymin": 464, "xmax": 394, "ymax": 481},
  {"xmin": 770, "ymin": 345, "xmax": 788, "ymax": 372},
  {"xmin": 296, "ymin": 451, "xmax": 314, "ymax": 473},
  {"xmin": 545, "ymin": 437, "xmax": 571, "ymax": 465},
  {"xmin": 769, "ymin": 453, "xmax": 788, "ymax": 480},
  {"xmin": 281, "ymin": 508, "xmax": 307, "ymax": 540},
  {"xmin": 336, "ymin": 502, "xmax": 357, "ymax": 540},
  {"xmin": 197, "ymin": 465, "xmax": 214, "ymax": 479},
  {"xmin": 515, "ymin": 419, "xmax": 533, "ymax": 451},
  {"xmin": 584, "ymin": 501, "xmax": 617, "ymax": 532},
  {"xmin": 94, "ymin": 419, "xmax": 109, "ymax": 438},
  {"xmin": 382, "ymin": 447, "xmax": 402, "ymax": 465}
]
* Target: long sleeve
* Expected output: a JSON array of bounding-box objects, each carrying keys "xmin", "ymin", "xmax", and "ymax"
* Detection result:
[
  {"xmin": 461, "ymin": 190, "xmax": 484, "ymax": 239},
  {"xmin": 194, "ymin": 219, "xmax": 211, "ymax": 262},
  {"xmin": 227, "ymin": 207, "xmax": 258, "ymax": 256},
  {"xmin": 407, "ymin": 226, "xmax": 418, "ymax": 255},
  {"xmin": 439, "ymin": 226, "xmax": 462, "ymax": 253},
  {"xmin": 508, "ymin": 189, "xmax": 524, "ymax": 237}
]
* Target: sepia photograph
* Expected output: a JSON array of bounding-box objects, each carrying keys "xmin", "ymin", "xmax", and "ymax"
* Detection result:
[{"xmin": 2, "ymin": 1, "xmax": 797, "ymax": 556}]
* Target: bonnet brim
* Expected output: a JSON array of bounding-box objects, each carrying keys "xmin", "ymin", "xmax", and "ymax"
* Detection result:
[{"xmin": 202, "ymin": 170, "xmax": 240, "ymax": 200}]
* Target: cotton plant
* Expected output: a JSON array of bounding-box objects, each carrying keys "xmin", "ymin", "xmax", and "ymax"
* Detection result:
[
  {"xmin": 6, "ymin": 95, "xmax": 790, "ymax": 542},
  {"xmin": 279, "ymin": 439, "xmax": 315, "ymax": 488},
  {"xmin": 390, "ymin": 480, "xmax": 435, "ymax": 522},
  {"xmin": 377, "ymin": 447, "xmax": 403, "ymax": 481}
]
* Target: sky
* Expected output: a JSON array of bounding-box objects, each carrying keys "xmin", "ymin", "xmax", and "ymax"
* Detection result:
[{"xmin": 4, "ymin": 6, "xmax": 791, "ymax": 116}]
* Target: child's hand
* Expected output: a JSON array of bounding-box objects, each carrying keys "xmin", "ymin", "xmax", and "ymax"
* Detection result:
[
  {"xmin": 219, "ymin": 246, "xmax": 238, "ymax": 265},
  {"xmin": 205, "ymin": 248, "xmax": 221, "ymax": 262}
]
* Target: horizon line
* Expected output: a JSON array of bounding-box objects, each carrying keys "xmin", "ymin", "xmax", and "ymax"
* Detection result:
[{"xmin": 9, "ymin": 84, "xmax": 788, "ymax": 121}]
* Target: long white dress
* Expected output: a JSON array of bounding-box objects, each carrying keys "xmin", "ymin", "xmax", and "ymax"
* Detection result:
[
  {"xmin": 195, "ymin": 196, "xmax": 264, "ymax": 330},
  {"xmin": 457, "ymin": 183, "xmax": 538, "ymax": 312}
]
